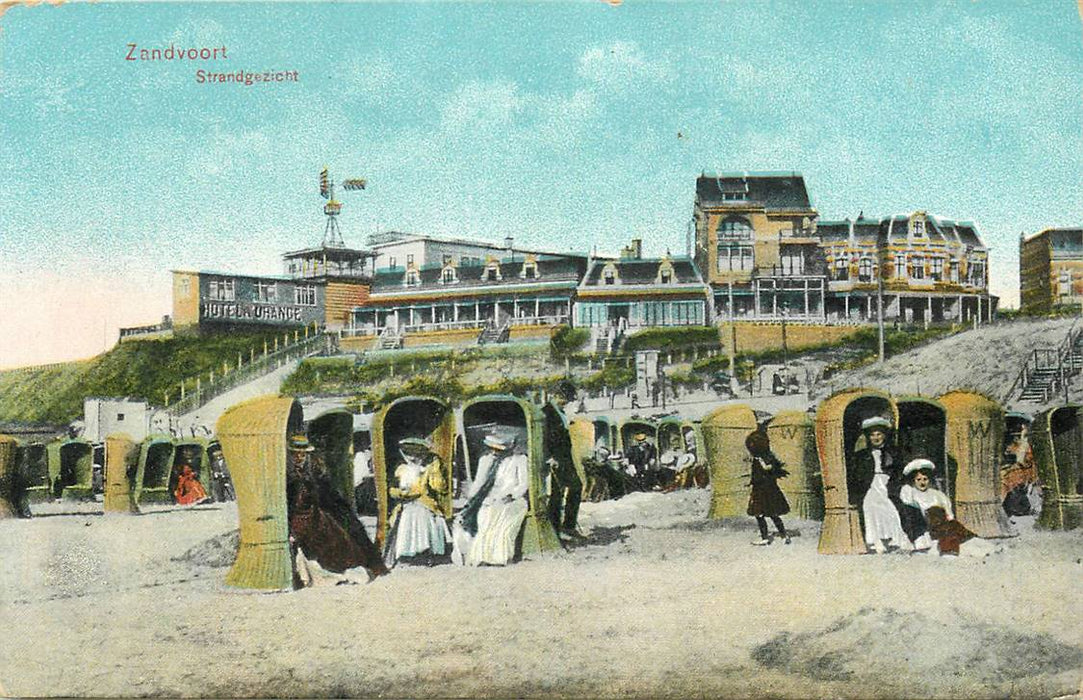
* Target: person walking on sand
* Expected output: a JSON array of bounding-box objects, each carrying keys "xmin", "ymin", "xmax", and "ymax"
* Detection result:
[{"xmin": 745, "ymin": 429, "xmax": 790, "ymax": 546}]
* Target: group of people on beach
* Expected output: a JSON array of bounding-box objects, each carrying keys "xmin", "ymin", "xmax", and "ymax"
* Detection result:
[
  {"xmin": 744, "ymin": 414, "xmax": 996, "ymax": 556},
  {"xmin": 284, "ymin": 425, "xmax": 583, "ymax": 587}
]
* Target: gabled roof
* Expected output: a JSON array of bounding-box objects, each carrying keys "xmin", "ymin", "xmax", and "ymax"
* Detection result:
[
  {"xmin": 696, "ymin": 172, "xmax": 814, "ymax": 211},
  {"xmin": 580, "ymin": 257, "xmax": 706, "ymax": 287},
  {"xmin": 881, "ymin": 214, "xmax": 986, "ymax": 249}
]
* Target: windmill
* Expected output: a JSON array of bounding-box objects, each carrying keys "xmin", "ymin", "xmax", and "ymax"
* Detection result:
[{"xmin": 319, "ymin": 167, "xmax": 367, "ymax": 248}]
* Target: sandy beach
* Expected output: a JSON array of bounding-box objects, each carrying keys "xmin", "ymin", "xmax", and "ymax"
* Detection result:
[{"xmin": 1, "ymin": 489, "xmax": 1080, "ymax": 699}]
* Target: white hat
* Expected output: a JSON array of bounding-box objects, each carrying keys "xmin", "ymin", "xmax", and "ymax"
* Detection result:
[
  {"xmin": 484, "ymin": 433, "xmax": 512, "ymax": 450},
  {"xmin": 861, "ymin": 416, "xmax": 892, "ymax": 432},
  {"xmin": 903, "ymin": 458, "xmax": 936, "ymax": 477}
]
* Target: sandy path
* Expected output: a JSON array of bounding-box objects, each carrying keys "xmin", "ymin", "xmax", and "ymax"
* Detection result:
[{"xmin": 1, "ymin": 491, "xmax": 1080, "ymax": 698}]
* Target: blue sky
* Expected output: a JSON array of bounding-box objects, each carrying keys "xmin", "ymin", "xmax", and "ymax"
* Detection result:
[{"xmin": 1, "ymin": 1, "xmax": 1081, "ymax": 367}]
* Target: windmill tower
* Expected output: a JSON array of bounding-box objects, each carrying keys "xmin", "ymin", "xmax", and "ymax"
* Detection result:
[{"xmin": 319, "ymin": 167, "xmax": 367, "ymax": 248}]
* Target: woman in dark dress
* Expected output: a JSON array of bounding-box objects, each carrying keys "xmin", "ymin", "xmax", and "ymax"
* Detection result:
[{"xmin": 746, "ymin": 429, "xmax": 791, "ymax": 546}]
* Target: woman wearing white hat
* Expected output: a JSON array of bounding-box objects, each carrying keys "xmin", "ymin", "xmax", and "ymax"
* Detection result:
[
  {"xmin": 850, "ymin": 416, "xmax": 912, "ymax": 554},
  {"xmin": 899, "ymin": 458, "xmax": 995, "ymax": 558},
  {"xmin": 458, "ymin": 431, "xmax": 529, "ymax": 566},
  {"xmin": 383, "ymin": 437, "xmax": 452, "ymax": 567}
]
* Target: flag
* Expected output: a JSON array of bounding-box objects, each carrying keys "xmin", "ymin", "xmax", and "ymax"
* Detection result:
[
  {"xmin": 319, "ymin": 168, "xmax": 330, "ymax": 199},
  {"xmin": 342, "ymin": 178, "xmax": 367, "ymax": 191}
]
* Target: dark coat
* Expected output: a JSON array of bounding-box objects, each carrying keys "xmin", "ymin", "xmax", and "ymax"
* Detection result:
[
  {"xmin": 287, "ymin": 465, "xmax": 386, "ymax": 576},
  {"xmin": 747, "ymin": 454, "xmax": 790, "ymax": 517},
  {"xmin": 848, "ymin": 447, "xmax": 903, "ymax": 508}
]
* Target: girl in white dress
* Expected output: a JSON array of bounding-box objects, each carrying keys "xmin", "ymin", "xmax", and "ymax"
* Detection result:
[{"xmin": 383, "ymin": 438, "xmax": 452, "ymax": 567}]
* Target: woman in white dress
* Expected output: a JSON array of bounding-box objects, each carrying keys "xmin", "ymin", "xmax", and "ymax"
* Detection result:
[
  {"xmin": 383, "ymin": 437, "xmax": 452, "ymax": 567},
  {"xmin": 457, "ymin": 432, "xmax": 529, "ymax": 567},
  {"xmin": 899, "ymin": 458, "xmax": 996, "ymax": 558},
  {"xmin": 850, "ymin": 416, "xmax": 913, "ymax": 554}
]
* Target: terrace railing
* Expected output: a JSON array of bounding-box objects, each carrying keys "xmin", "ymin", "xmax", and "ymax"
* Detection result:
[{"xmin": 163, "ymin": 330, "xmax": 329, "ymax": 416}]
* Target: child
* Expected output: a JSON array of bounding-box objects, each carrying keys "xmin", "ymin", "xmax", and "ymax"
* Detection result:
[{"xmin": 746, "ymin": 430, "xmax": 790, "ymax": 546}]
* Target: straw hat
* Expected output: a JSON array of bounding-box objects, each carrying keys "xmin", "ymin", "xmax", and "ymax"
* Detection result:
[
  {"xmin": 288, "ymin": 435, "xmax": 315, "ymax": 452},
  {"xmin": 634, "ymin": 432, "xmax": 648, "ymax": 441},
  {"xmin": 398, "ymin": 436, "xmax": 432, "ymax": 452},
  {"xmin": 861, "ymin": 416, "xmax": 892, "ymax": 432},
  {"xmin": 484, "ymin": 433, "xmax": 512, "ymax": 451},
  {"xmin": 903, "ymin": 458, "xmax": 936, "ymax": 477}
]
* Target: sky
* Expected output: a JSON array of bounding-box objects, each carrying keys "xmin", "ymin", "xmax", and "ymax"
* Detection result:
[{"xmin": 1, "ymin": 1, "xmax": 1082, "ymax": 368}]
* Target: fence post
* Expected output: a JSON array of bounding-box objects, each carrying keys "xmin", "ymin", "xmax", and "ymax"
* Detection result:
[
  {"xmin": 274, "ymin": 337, "xmax": 279, "ymax": 352},
  {"xmin": 180, "ymin": 382, "xmax": 185, "ymax": 401},
  {"xmin": 196, "ymin": 377, "xmax": 201, "ymax": 402},
  {"xmin": 210, "ymin": 369, "xmax": 215, "ymax": 384}
]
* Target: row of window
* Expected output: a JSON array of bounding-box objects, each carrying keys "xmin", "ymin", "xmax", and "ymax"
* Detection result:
[
  {"xmin": 576, "ymin": 301, "xmax": 705, "ymax": 326},
  {"xmin": 206, "ymin": 279, "xmax": 317, "ymax": 306},
  {"xmin": 404, "ymin": 262, "xmax": 540, "ymax": 286}
]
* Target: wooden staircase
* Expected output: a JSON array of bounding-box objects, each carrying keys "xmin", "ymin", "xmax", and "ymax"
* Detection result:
[
  {"xmin": 1009, "ymin": 323, "xmax": 1083, "ymax": 404},
  {"xmin": 477, "ymin": 321, "xmax": 510, "ymax": 345}
]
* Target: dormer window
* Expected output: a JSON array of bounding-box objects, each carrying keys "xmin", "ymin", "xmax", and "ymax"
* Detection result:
[
  {"xmin": 482, "ymin": 257, "xmax": 502, "ymax": 282},
  {"xmin": 441, "ymin": 267, "xmax": 457, "ymax": 284},
  {"xmin": 911, "ymin": 218, "xmax": 926, "ymax": 237},
  {"xmin": 601, "ymin": 262, "xmax": 620, "ymax": 286},
  {"xmin": 656, "ymin": 259, "xmax": 676, "ymax": 285},
  {"xmin": 520, "ymin": 257, "xmax": 539, "ymax": 280},
  {"xmin": 405, "ymin": 269, "xmax": 420, "ymax": 286}
]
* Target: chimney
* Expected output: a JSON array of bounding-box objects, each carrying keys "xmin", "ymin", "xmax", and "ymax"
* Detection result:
[{"xmin": 632, "ymin": 238, "xmax": 642, "ymax": 259}]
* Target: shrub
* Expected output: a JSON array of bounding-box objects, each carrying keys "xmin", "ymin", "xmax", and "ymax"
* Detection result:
[
  {"xmin": 550, "ymin": 325, "xmax": 590, "ymax": 358},
  {"xmin": 622, "ymin": 326, "xmax": 720, "ymax": 353}
]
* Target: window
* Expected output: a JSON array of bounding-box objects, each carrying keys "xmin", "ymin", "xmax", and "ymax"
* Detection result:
[
  {"xmin": 405, "ymin": 270, "xmax": 420, "ymax": 286},
  {"xmin": 255, "ymin": 281, "xmax": 276, "ymax": 303},
  {"xmin": 443, "ymin": 254, "xmax": 453, "ymax": 266},
  {"xmin": 209, "ymin": 279, "xmax": 235, "ymax": 301},
  {"xmin": 930, "ymin": 258, "xmax": 944, "ymax": 281},
  {"xmin": 522, "ymin": 262, "xmax": 538, "ymax": 279},
  {"xmin": 969, "ymin": 260, "xmax": 986, "ymax": 287},
  {"xmin": 723, "ymin": 191, "xmax": 747, "ymax": 201},
  {"xmin": 388, "ymin": 256, "xmax": 398, "ymax": 269},
  {"xmin": 407, "ymin": 254, "xmax": 415, "ymax": 266},
  {"xmin": 834, "ymin": 258, "xmax": 849, "ymax": 281},
  {"xmin": 717, "ymin": 218, "xmax": 753, "ymax": 240},
  {"xmin": 950, "ymin": 259, "xmax": 959, "ymax": 283},
  {"xmin": 858, "ymin": 258, "xmax": 873, "ymax": 283},
  {"xmin": 661, "ymin": 270, "xmax": 672, "ymax": 284},
  {"xmin": 441, "ymin": 268, "xmax": 457, "ymax": 284},
  {"xmin": 912, "ymin": 219, "xmax": 926, "ymax": 237},
  {"xmin": 717, "ymin": 244, "xmax": 753, "ymax": 272},
  {"xmin": 780, "ymin": 251, "xmax": 805, "ymax": 276},
  {"xmin": 485, "ymin": 268, "xmax": 498, "ymax": 282},
  {"xmin": 294, "ymin": 285, "xmax": 316, "ymax": 306},
  {"xmin": 895, "ymin": 254, "xmax": 907, "ymax": 279},
  {"xmin": 604, "ymin": 270, "xmax": 616, "ymax": 285},
  {"xmin": 911, "ymin": 256, "xmax": 925, "ymax": 280},
  {"xmin": 1059, "ymin": 270, "xmax": 1071, "ymax": 296},
  {"xmin": 116, "ymin": 413, "xmax": 125, "ymax": 421},
  {"xmin": 179, "ymin": 277, "xmax": 191, "ymax": 296}
]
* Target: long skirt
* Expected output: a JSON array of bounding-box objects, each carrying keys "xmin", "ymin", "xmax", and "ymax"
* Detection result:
[
  {"xmin": 384, "ymin": 501, "xmax": 451, "ymax": 566},
  {"xmin": 862, "ymin": 474, "xmax": 911, "ymax": 549},
  {"xmin": 465, "ymin": 498, "xmax": 528, "ymax": 566}
]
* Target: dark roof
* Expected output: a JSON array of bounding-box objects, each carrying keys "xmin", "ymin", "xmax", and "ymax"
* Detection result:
[
  {"xmin": 370, "ymin": 256, "xmax": 587, "ymax": 293},
  {"xmin": 817, "ymin": 217, "xmax": 881, "ymax": 242},
  {"xmin": 581, "ymin": 257, "xmax": 705, "ymax": 287},
  {"xmin": 282, "ymin": 245, "xmax": 375, "ymax": 261},
  {"xmin": 1049, "ymin": 228, "xmax": 1083, "ymax": 252},
  {"xmin": 696, "ymin": 172, "xmax": 813, "ymax": 211}
]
